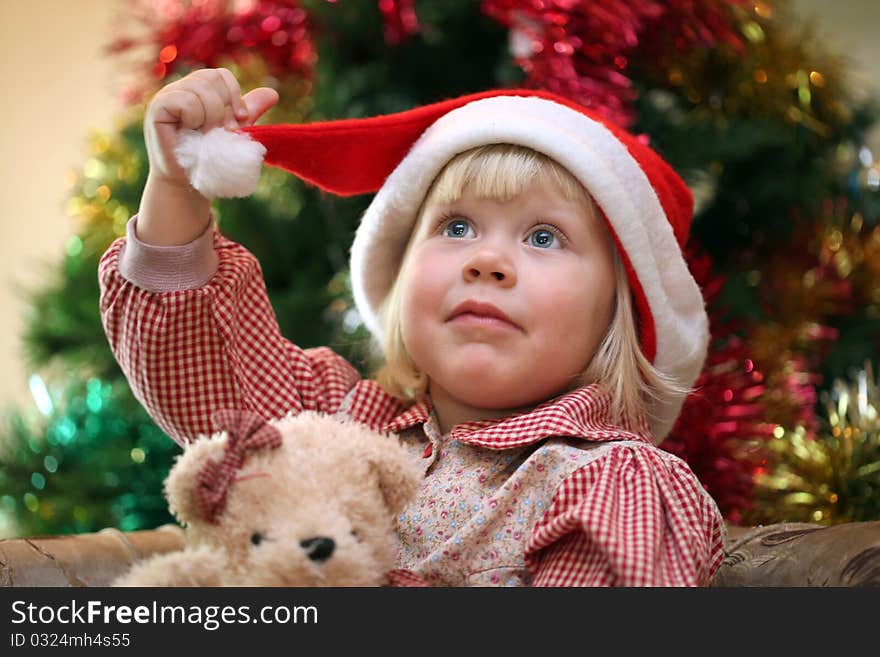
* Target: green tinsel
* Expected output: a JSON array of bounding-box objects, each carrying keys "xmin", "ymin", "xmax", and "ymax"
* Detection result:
[{"xmin": 0, "ymin": 376, "xmax": 177, "ymax": 538}]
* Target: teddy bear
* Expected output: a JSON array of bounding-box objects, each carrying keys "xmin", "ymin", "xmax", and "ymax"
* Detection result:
[{"xmin": 113, "ymin": 409, "xmax": 423, "ymax": 586}]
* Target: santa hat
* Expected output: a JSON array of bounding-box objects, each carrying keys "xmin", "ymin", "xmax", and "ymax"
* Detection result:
[{"xmin": 176, "ymin": 89, "xmax": 708, "ymax": 442}]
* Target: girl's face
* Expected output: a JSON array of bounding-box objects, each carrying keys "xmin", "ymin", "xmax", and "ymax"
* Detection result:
[{"xmin": 399, "ymin": 177, "xmax": 617, "ymax": 414}]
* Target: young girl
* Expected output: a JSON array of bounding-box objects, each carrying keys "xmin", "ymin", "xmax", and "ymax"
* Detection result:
[{"xmin": 99, "ymin": 68, "xmax": 725, "ymax": 586}]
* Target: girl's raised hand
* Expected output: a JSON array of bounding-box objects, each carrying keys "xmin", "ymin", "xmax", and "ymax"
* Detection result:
[{"xmin": 144, "ymin": 67, "xmax": 279, "ymax": 189}]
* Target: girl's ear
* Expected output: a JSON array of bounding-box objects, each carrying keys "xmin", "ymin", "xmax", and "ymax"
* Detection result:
[
  {"xmin": 164, "ymin": 433, "xmax": 229, "ymax": 526},
  {"xmin": 363, "ymin": 433, "xmax": 423, "ymax": 515}
]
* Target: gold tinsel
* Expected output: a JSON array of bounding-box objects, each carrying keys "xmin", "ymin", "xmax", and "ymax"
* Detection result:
[
  {"xmin": 816, "ymin": 200, "xmax": 880, "ymax": 321},
  {"xmin": 747, "ymin": 362, "xmax": 880, "ymax": 525},
  {"xmin": 743, "ymin": 193, "xmax": 880, "ymax": 525},
  {"xmin": 217, "ymin": 53, "xmax": 313, "ymax": 125},
  {"xmin": 661, "ymin": 0, "xmax": 852, "ymax": 138},
  {"xmin": 65, "ymin": 105, "xmax": 146, "ymax": 252},
  {"xmin": 747, "ymin": 322, "xmax": 829, "ymax": 431}
]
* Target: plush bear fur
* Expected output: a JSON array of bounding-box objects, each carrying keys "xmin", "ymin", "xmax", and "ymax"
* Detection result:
[{"xmin": 113, "ymin": 411, "xmax": 423, "ymax": 587}]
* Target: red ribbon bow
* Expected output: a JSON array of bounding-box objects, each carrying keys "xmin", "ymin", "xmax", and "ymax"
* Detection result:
[{"xmin": 194, "ymin": 409, "xmax": 283, "ymax": 524}]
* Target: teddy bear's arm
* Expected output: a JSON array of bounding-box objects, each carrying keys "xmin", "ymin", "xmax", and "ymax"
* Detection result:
[{"xmin": 113, "ymin": 546, "xmax": 225, "ymax": 587}]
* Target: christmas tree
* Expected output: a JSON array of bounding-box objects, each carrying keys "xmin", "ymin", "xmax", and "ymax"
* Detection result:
[{"xmin": 1, "ymin": 0, "xmax": 878, "ymax": 538}]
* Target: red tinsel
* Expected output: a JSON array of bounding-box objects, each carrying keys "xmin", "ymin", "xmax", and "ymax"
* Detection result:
[
  {"xmin": 743, "ymin": 201, "xmax": 851, "ymax": 435},
  {"xmin": 377, "ymin": 0, "xmax": 420, "ymax": 46},
  {"xmin": 663, "ymin": 236, "xmax": 843, "ymax": 522},
  {"xmin": 662, "ymin": 246, "xmax": 773, "ymax": 523},
  {"xmin": 482, "ymin": 0, "xmax": 748, "ymax": 127},
  {"xmin": 107, "ymin": 0, "xmax": 316, "ymax": 104}
]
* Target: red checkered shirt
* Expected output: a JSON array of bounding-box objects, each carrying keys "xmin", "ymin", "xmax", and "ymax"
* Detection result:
[{"xmin": 99, "ymin": 216, "xmax": 726, "ymax": 586}]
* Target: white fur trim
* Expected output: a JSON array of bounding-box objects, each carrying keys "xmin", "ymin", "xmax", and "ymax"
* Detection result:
[
  {"xmin": 350, "ymin": 96, "xmax": 708, "ymax": 443},
  {"xmin": 175, "ymin": 127, "xmax": 266, "ymax": 199}
]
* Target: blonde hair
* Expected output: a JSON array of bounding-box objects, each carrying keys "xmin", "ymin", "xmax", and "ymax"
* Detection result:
[{"xmin": 373, "ymin": 144, "xmax": 691, "ymax": 434}]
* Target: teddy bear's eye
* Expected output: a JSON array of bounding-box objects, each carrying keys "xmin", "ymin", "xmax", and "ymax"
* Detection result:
[
  {"xmin": 250, "ymin": 532, "xmax": 263, "ymax": 546},
  {"xmin": 351, "ymin": 529, "xmax": 360, "ymax": 541}
]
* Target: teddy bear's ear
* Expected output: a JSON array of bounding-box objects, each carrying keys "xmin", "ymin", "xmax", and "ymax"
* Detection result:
[
  {"xmin": 363, "ymin": 435, "xmax": 423, "ymax": 515},
  {"xmin": 164, "ymin": 433, "xmax": 229, "ymax": 526}
]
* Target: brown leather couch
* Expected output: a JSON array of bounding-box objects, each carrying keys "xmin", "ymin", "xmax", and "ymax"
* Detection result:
[
  {"xmin": 2, "ymin": 521, "xmax": 879, "ymax": 586},
  {"xmin": 716, "ymin": 522, "xmax": 880, "ymax": 586}
]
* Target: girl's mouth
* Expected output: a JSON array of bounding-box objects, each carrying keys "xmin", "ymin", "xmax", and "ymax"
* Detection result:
[
  {"xmin": 449, "ymin": 312, "xmax": 521, "ymax": 331},
  {"xmin": 447, "ymin": 300, "xmax": 522, "ymax": 331}
]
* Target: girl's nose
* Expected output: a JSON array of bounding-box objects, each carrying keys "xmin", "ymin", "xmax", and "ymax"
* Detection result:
[{"xmin": 462, "ymin": 248, "xmax": 516, "ymax": 286}]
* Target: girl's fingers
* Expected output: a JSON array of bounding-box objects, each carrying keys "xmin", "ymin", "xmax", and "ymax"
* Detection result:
[
  {"xmin": 241, "ymin": 87, "xmax": 280, "ymax": 125},
  {"xmin": 215, "ymin": 68, "xmax": 249, "ymax": 122},
  {"xmin": 181, "ymin": 77, "xmax": 227, "ymax": 130},
  {"xmin": 150, "ymin": 68, "xmax": 259, "ymax": 131},
  {"xmin": 144, "ymin": 67, "xmax": 253, "ymax": 183},
  {"xmin": 153, "ymin": 89, "xmax": 205, "ymax": 130},
  {"xmin": 192, "ymin": 69, "xmax": 238, "ymax": 115},
  {"xmin": 222, "ymin": 104, "xmax": 238, "ymax": 131}
]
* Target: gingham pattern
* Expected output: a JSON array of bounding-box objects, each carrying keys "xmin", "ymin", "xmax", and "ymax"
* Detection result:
[
  {"xmin": 381, "ymin": 383, "xmax": 653, "ymax": 449},
  {"xmin": 99, "ymin": 217, "xmax": 361, "ymax": 446},
  {"xmin": 385, "ymin": 569, "xmax": 430, "ymax": 587},
  {"xmin": 195, "ymin": 409, "xmax": 283, "ymax": 524},
  {"xmin": 525, "ymin": 446, "xmax": 726, "ymax": 586},
  {"xmin": 99, "ymin": 219, "xmax": 725, "ymax": 586}
]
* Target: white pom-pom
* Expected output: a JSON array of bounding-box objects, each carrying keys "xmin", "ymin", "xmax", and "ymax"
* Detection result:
[{"xmin": 175, "ymin": 127, "xmax": 267, "ymax": 199}]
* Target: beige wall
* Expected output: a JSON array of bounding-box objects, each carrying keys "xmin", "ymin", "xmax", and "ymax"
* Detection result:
[
  {"xmin": 0, "ymin": 1, "xmax": 877, "ymax": 415},
  {"xmin": 0, "ymin": 0, "xmax": 121, "ymax": 411}
]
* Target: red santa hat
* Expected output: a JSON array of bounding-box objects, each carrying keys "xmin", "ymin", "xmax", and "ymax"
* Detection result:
[{"xmin": 176, "ymin": 89, "xmax": 708, "ymax": 442}]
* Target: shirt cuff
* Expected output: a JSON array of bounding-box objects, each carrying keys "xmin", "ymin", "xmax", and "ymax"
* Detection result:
[{"xmin": 116, "ymin": 214, "xmax": 219, "ymax": 292}]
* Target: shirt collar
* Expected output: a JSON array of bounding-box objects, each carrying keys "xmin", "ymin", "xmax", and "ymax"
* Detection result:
[{"xmin": 381, "ymin": 384, "xmax": 653, "ymax": 449}]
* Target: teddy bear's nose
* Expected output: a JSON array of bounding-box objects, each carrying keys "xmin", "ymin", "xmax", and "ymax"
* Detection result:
[{"xmin": 300, "ymin": 537, "xmax": 335, "ymax": 562}]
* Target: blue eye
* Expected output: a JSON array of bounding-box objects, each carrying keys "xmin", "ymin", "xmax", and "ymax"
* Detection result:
[
  {"xmin": 444, "ymin": 219, "xmax": 472, "ymax": 238},
  {"xmin": 529, "ymin": 228, "xmax": 557, "ymax": 249}
]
